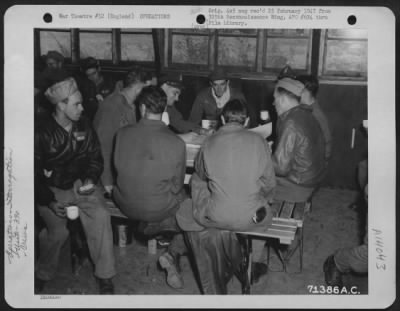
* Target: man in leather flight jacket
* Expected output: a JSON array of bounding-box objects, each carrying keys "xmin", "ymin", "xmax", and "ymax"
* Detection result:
[
  {"xmin": 35, "ymin": 77, "xmax": 116, "ymax": 294},
  {"xmin": 272, "ymin": 77, "xmax": 326, "ymax": 202}
]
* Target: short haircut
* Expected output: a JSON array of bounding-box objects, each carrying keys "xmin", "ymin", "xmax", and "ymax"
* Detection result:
[
  {"xmin": 81, "ymin": 57, "xmax": 99, "ymax": 72},
  {"xmin": 221, "ymin": 99, "xmax": 248, "ymax": 124},
  {"xmin": 124, "ymin": 66, "xmax": 147, "ymax": 87},
  {"xmin": 136, "ymin": 86, "xmax": 167, "ymax": 114},
  {"xmin": 276, "ymin": 87, "xmax": 300, "ymax": 102},
  {"xmin": 297, "ymin": 75, "xmax": 319, "ymax": 97}
]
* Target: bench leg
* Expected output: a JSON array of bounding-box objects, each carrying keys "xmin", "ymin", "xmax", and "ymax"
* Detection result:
[{"xmin": 237, "ymin": 235, "xmax": 251, "ymax": 294}]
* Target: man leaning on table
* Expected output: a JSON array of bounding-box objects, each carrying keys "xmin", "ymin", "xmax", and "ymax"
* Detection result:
[
  {"xmin": 159, "ymin": 72, "xmax": 205, "ymax": 134},
  {"xmin": 176, "ymin": 99, "xmax": 276, "ymax": 294},
  {"xmin": 189, "ymin": 68, "xmax": 247, "ymax": 128}
]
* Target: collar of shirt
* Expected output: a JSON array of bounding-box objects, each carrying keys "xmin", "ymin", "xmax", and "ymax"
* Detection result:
[
  {"xmin": 139, "ymin": 118, "xmax": 166, "ymax": 127},
  {"xmin": 218, "ymin": 122, "xmax": 244, "ymax": 133},
  {"xmin": 279, "ymin": 104, "xmax": 312, "ymax": 121}
]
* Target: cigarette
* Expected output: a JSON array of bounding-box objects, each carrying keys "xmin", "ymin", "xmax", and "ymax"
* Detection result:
[{"xmin": 351, "ymin": 128, "xmax": 355, "ymax": 149}]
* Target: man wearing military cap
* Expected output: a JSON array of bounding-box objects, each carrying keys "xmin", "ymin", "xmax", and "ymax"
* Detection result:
[
  {"xmin": 80, "ymin": 57, "xmax": 117, "ymax": 121},
  {"xmin": 189, "ymin": 67, "xmax": 247, "ymax": 128},
  {"xmin": 159, "ymin": 72, "xmax": 203, "ymax": 134},
  {"xmin": 272, "ymin": 77, "xmax": 325, "ymax": 199},
  {"xmin": 250, "ymin": 77, "xmax": 326, "ymax": 282},
  {"xmin": 35, "ymin": 77, "xmax": 116, "ymax": 294}
]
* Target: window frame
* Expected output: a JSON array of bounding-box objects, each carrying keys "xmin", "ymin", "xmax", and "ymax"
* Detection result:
[
  {"xmin": 78, "ymin": 28, "xmax": 114, "ymax": 63},
  {"xmin": 215, "ymin": 29, "xmax": 259, "ymax": 72},
  {"xmin": 318, "ymin": 29, "xmax": 368, "ymax": 82},
  {"xmin": 119, "ymin": 28, "xmax": 156, "ymax": 65},
  {"xmin": 166, "ymin": 28, "xmax": 214, "ymax": 71},
  {"xmin": 36, "ymin": 28, "xmax": 73, "ymax": 63},
  {"xmin": 262, "ymin": 29, "xmax": 313, "ymax": 75}
]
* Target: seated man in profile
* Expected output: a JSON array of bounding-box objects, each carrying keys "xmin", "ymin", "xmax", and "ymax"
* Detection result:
[
  {"xmin": 176, "ymin": 99, "xmax": 276, "ymax": 294},
  {"xmin": 297, "ymin": 75, "xmax": 332, "ymax": 165},
  {"xmin": 272, "ymin": 77, "xmax": 326, "ymax": 202},
  {"xmin": 35, "ymin": 77, "xmax": 116, "ymax": 294},
  {"xmin": 113, "ymin": 86, "xmax": 187, "ymax": 289}
]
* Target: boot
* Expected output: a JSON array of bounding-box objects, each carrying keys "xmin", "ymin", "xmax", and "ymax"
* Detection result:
[
  {"xmin": 158, "ymin": 252, "xmax": 183, "ymax": 289},
  {"xmin": 323, "ymin": 255, "xmax": 343, "ymax": 287}
]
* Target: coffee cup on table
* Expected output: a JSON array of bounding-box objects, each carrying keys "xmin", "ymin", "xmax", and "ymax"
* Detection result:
[
  {"xmin": 260, "ymin": 110, "xmax": 271, "ymax": 124},
  {"xmin": 202, "ymin": 119, "xmax": 217, "ymax": 130},
  {"xmin": 65, "ymin": 205, "xmax": 79, "ymax": 220}
]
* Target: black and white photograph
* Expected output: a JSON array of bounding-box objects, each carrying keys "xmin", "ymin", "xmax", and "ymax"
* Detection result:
[{"xmin": 4, "ymin": 5, "xmax": 396, "ymax": 309}]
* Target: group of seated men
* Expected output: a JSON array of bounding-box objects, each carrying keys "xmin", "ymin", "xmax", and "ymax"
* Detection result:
[{"xmin": 34, "ymin": 53, "xmax": 331, "ymax": 294}]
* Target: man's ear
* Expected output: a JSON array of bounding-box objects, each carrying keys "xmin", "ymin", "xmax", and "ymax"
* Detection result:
[
  {"xmin": 57, "ymin": 100, "xmax": 67, "ymax": 112},
  {"xmin": 221, "ymin": 115, "xmax": 226, "ymax": 125},
  {"xmin": 244, "ymin": 117, "xmax": 250, "ymax": 128}
]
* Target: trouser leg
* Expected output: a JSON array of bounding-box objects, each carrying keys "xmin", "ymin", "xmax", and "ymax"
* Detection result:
[
  {"xmin": 77, "ymin": 188, "xmax": 116, "ymax": 279},
  {"xmin": 168, "ymin": 233, "xmax": 187, "ymax": 257},
  {"xmin": 334, "ymin": 241, "xmax": 368, "ymax": 274},
  {"xmin": 36, "ymin": 205, "xmax": 69, "ymax": 281},
  {"xmin": 185, "ymin": 228, "xmax": 242, "ymax": 294}
]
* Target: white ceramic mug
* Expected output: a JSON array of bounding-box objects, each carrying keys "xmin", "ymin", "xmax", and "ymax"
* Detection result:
[
  {"xmin": 161, "ymin": 111, "xmax": 170, "ymax": 126},
  {"xmin": 260, "ymin": 110, "xmax": 270, "ymax": 121},
  {"xmin": 202, "ymin": 119, "xmax": 217, "ymax": 129},
  {"xmin": 65, "ymin": 205, "xmax": 79, "ymax": 220}
]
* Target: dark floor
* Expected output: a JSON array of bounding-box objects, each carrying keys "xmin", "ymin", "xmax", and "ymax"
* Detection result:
[{"xmin": 37, "ymin": 187, "xmax": 368, "ymax": 295}]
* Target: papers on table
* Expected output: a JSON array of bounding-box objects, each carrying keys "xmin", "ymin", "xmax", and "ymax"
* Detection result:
[{"xmin": 249, "ymin": 122, "xmax": 273, "ymax": 139}]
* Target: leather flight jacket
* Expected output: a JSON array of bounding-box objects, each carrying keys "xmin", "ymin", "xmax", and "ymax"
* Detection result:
[
  {"xmin": 273, "ymin": 104, "xmax": 326, "ymax": 187},
  {"xmin": 35, "ymin": 113, "xmax": 103, "ymax": 205}
]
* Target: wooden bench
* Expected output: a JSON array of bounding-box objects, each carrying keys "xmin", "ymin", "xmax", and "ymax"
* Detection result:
[{"xmin": 235, "ymin": 216, "xmax": 301, "ymax": 294}]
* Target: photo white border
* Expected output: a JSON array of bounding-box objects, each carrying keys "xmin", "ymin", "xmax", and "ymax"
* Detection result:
[{"xmin": 3, "ymin": 5, "xmax": 396, "ymax": 309}]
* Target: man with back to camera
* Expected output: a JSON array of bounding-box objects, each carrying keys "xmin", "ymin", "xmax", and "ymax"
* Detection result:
[
  {"xmin": 80, "ymin": 57, "xmax": 116, "ymax": 121},
  {"xmin": 93, "ymin": 67, "xmax": 149, "ymax": 196},
  {"xmin": 35, "ymin": 77, "xmax": 116, "ymax": 294},
  {"xmin": 113, "ymin": 86, "xmax": 188, "ymax": 290},
  {"xmin": 189, "ymin": 68, "xmax": 247, "ymax": 128},
  {"xmin": 176, "ymin": 99, "xmax": 276, "ymax": 294}
]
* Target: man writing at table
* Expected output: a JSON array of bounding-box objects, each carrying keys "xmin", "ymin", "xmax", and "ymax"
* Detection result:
[
  {"xmin": 113, "ymin": 86, "xmax": 188, "ymax": 290},
  {"xmin": 176, "ymin": 99, "xmax": 276, "ymax": 294},
  {"xmin": 159, "ymin": 73, "xmax": 204, "ymax": 134},
  {"xmin": 189, "ymin": 68, "xmax": 247, "ymax": 128}
]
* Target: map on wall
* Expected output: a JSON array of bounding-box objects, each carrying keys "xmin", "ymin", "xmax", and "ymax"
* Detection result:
[
  {"xmin": 172, "ymin": 35, "xmax": 209, "ymax": 65},
  {"xmin": 324, "ymin": 39, "xmax": 367, "ymax": 77},
  {"xmin": 79, "ymin": 32, "xmax": 112, "ymax": 60},
  {"xmin": 121, "ymin": 34, "xmax": 155, "ymax": 61},
  {"xmin": 217, "ymin": 36, "xmax": 257, "ymax": 67},
  {"xmin": 265, "ymin": 38, "xmax": 309, "ymax": 70}
]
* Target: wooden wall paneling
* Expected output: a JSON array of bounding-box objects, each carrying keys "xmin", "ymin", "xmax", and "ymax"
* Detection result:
[
  {"xmin": 112, "ymin": 29, "xmax": 121, "ymax": 65},
  {"xmin": 71, "ymin": 29, "xmax": 79, "ymax": 64}
]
